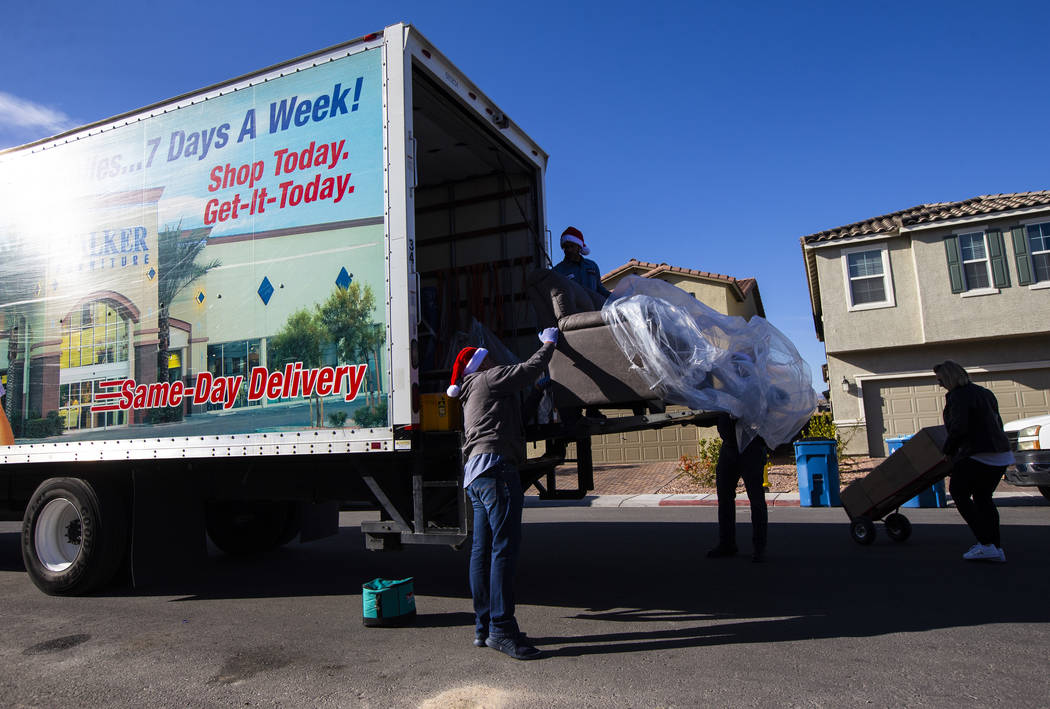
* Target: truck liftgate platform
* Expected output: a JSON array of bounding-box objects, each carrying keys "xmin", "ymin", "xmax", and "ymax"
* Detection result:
[{"xmin": 360, "ymin": 408, "xmax": 718, "ymax": 551}]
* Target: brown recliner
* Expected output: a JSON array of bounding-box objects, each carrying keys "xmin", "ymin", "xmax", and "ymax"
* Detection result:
[{"xmin": 526, "ymin": 268, "xmax": 660, "ymax": 408}]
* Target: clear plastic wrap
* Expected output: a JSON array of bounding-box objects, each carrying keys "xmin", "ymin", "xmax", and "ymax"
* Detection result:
[
  {"xmin": 442, "ymin": 318, "xmax": 521, "ymax": 368},
  {"xmin": 602, "ymin": 276, "xmax": 818, "ymax": 449}
]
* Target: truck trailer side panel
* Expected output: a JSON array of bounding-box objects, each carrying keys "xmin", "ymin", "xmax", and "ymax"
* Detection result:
[{"xmin": 0, "ymin": 24, "xmax": 555, "ymax": 595}]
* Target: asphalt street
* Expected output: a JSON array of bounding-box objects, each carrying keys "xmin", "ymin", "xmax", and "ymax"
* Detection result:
[{"xmin": 1, "ymin": 504, "xmax": 1048, "ymax": 708}]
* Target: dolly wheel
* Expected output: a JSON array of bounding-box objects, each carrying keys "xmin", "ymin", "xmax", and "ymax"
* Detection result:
[
  {"xmin": 884, "ymin": 513, "xmax": 912, "ymax": 543},
  {"xmin": 850, "ymin": 517, "xmax": 877, "ymax": 545}
]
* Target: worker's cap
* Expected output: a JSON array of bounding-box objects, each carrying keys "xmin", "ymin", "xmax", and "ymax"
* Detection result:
[
  {"xmin": 560, "ymin": 226, "xmax": 590, "ymax": 256},
  {"xmin": 447, "ymin": 347, "xmax": 488, "ymax": 398}
]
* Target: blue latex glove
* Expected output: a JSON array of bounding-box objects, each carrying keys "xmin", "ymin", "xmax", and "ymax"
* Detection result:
[{"xmin": 539, "ymin": 327, "xmax": 558, "ymax": 344}]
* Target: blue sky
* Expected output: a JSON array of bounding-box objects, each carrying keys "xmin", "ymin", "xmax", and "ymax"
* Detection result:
[{"xmin": 3, "ymin": 0, "xmax": 1049, "ymax": 390}]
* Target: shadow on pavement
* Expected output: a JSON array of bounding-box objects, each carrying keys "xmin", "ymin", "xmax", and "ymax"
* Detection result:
[
  {"xmin": 0, "ymin": 531, "xmax": 24, "ymax": 572},
  {"xmin": 4, "ymin": 516, "xmax": 1049, "ymax": 656}
]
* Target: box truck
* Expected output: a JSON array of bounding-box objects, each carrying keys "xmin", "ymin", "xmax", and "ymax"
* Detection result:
[{"xmin": 0, "ymin": 23, "xmax": 709, "ymax": 595}]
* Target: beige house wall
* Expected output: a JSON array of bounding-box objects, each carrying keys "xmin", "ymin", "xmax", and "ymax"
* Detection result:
[
  {"xmin": 604, "ymin": 271, "xmax": 761, "ymax": 320},
  {"xmin": 814, "ymin": 236, "xmax": 923, "ymax": 352},
  {"xmin": 817, "ymin": 216, "xmax": 1050, "ymax": 357},
  {"xmin": 814, "ymin": 210, "xmax": 1050, "ymax": 456},
  {"xmin": 912, "ymin": 218, "xmax": 1050, "ymax": 343}
]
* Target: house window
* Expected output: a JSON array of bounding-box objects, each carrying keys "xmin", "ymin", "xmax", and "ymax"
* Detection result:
[
  {"xmin": 945, "ymin": 228, "xmax": 1009, "ymax": 294},
  {"xmin": 842, "ymin": 244, "xmax": 894, "ymax": 310},
  {"xmin": 958, "ymin": 232, "xmax": 991, "ymax": 290},
  {"xmin": 1026, "ymin": 222, "xmax": 1050, "ymax": 283}
]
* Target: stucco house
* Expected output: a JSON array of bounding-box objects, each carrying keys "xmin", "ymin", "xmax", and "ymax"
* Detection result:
[
  {"xmin": 801, "ymin": 191, "xmax": 1050, "ymax": 457},
  {"xmin": 603, "ymin": 259, "xmax": 764, "ymax": 320},
  {"xmin": 577, "ymin": 259, "xmax": 764, "ymax": 464}
]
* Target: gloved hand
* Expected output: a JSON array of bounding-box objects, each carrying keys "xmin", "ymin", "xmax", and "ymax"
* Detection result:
[{"xmin": 539, "ymin": 327, "xmax": 558, "ymax": 344}]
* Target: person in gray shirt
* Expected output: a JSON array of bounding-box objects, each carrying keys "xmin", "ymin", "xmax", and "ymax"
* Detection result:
[{"xmin": 446, "ymin": 328, "xmax": 557, "ymax": 660}]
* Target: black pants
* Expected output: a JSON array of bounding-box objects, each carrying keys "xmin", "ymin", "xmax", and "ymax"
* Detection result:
[
  {"xmin": 715, "ymin": 437, "xmax": 768, "ymax": 550},
  {"xmin": 948, "ymin": 457, "xmax": 1005, "ymax": 547}
]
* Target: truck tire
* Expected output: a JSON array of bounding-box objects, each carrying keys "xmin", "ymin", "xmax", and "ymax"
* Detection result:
[
  {"xmin": 21, "ymin": 478, "xmax": 129, "ymax": 596},
  {"xmin": 205, "ymin": 501, "xmax": 297, "ymax": 555}
]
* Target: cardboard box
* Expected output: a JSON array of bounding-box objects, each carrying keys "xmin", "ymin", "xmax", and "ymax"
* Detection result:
[
  {"xmin": 420, "ymin": 393, "xmax": 462, "ymax": 431},
  {"xmin": 840, "ymin": 480, "xmax": 877, "ymax": 518},
  {"xmin": 847, "ymin": 426, "xmax": 950, "ymax": 516},
  {"xmin": 900, "ymin": 426, "xmax": 948, "ymax": 471}
]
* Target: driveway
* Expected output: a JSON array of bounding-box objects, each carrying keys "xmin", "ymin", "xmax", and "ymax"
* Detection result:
[{"xmin": 1, "ymin": 506, "xmax": 1048, "ymax": 707}]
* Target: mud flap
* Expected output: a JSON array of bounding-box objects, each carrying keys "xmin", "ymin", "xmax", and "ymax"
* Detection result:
[
  {"xmin": 298, "ymin": 500, "xmax": 339, "ymax": 542},
  {"xmin": 130, "ymin": 467, "xmax": 207, "ymax": 590}
]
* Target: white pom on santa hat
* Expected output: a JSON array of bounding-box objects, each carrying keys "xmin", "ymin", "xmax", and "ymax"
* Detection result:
[{"xmin": 446, "ymin": 347, "xmax": 488, "ymax": 397}]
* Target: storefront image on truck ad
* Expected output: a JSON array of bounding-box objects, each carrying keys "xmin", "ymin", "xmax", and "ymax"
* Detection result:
[{"xmin": 0, "ymin": 46, "xmax": 389, "ymax": 439}]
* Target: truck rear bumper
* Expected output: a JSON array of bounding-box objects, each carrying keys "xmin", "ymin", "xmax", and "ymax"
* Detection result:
[{"xmin": 1006, "ymin": 451, "xmax": 1050, "ymax": 486}]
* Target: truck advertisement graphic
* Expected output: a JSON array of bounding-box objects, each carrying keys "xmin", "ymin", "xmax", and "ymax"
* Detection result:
[{"xmin": 0, "ymin": 46, "xmax": 389, "ymax": 439}]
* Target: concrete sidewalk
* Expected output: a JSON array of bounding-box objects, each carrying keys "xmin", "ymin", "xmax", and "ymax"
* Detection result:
[
  {"xmin": 524, "ymin": 460, "xmax": 1047, "ymax": 508},
  {"xmin": 525, "ymin": 489, "xmax": 1048, "ymax": 508}
]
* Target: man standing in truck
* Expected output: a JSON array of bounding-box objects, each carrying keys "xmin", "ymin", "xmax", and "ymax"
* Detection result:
[
  {"xmin": 553, "ymin": 226, "xmax": 611, "ymax": 299},
  {"xmin": 446, "ymin": 328, "xmax": 558, "ymax": 660}
]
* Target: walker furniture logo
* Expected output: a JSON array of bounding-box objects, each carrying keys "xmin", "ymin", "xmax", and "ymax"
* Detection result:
[{"xmin": 81, "ymin": 226, "xmax": 150, "ymax": 270}]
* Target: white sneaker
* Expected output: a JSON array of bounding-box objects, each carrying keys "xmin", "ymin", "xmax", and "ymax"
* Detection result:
[{"xmin": 963, "ymin": 544, "xmax": 1002, "ymax": 561}]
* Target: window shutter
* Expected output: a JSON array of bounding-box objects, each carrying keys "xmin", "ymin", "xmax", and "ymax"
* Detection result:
[
  {"xmin": 943, "ymin": 235, "xmax": 964, "ymax": 293},
  {"xmin": 1011, "ymin": 226, "xmax": 1034, "ymax": 286},
  {"xmin": 987, "ymin": 229, "xmax": 1010, "ymax": 288}
]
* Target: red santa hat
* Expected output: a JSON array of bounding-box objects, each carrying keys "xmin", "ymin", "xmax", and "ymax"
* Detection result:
[
  {"xmin": 446, "ymin": 346, "xmax": 489, "ymax": 398},
  {"xmin": 560, "ymin": 226, "xmax": 590, "ymax": 256}
]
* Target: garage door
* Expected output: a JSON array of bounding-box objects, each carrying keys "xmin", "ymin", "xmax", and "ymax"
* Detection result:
[
  {"xmin": 863, "ymin": 369, "xmax": 1050, "ymax": 456},
  {"xmin": 566, "ymin": 406, "xmax": 711, "ymax": 464}
]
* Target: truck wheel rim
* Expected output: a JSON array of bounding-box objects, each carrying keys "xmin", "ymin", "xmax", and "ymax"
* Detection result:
[{"xmin": 35, "ymin": 498, "xmax": 82, "ymax": 572}]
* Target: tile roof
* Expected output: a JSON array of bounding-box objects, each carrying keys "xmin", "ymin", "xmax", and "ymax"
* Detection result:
[
  {"xmin": 603, "ymin": 259, "xmax": 754, "ymax": 292},
  {"xmin": 800, "ymin": 191, "xmax": 1050, "ymax": 244},
  {"xmin": 602, "ymin": 259, "xmax": 763, "ymax": 315}
]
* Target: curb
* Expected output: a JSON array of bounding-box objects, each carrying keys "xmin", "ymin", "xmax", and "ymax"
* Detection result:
[{"xmin": 524, "ymin": 491, "xmax": 1044, "ymax": 509}]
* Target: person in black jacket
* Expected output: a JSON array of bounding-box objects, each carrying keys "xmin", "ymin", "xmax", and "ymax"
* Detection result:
[
  {"xmin": 934, "ymin": 360, "xmax": 1013, "ymax": 563},
  {"xmin": 706, "ymin": 413, "xmax": 769, "ymax": 562}
]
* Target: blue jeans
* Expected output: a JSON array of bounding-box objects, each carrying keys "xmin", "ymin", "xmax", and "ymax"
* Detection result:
[{"xmin": 466, "ymin": 461, "xmax": 523, "ymax": 639}]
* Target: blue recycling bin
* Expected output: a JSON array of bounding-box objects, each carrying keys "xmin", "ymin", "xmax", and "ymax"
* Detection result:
[
  {"xmin": 794, "ymin": 439, "xmax": 841, "ymax": 507},
  {"xmin": 885, "ymin": 435, "xmax": 947, "ymax": 508}
]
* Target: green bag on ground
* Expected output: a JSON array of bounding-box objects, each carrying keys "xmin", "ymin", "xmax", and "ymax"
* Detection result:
[{"xmin": 362, "ymin": 577, "xmax": 416, "ymax": 626}]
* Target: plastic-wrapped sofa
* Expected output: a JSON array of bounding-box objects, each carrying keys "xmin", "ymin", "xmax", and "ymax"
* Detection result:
[{"xmin": 526, "ymin": 268, "xmax": 659, "ymax": 409}]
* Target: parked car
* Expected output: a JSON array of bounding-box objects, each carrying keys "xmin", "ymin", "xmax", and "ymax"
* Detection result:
[{"xmin": 1004, "ymin": 414, "xmax": 1050, "ymax": 501}]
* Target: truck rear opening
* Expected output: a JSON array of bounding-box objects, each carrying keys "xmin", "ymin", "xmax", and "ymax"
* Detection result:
[{"xmin": 411, "ymin": 65, "xmax": 547, "ymax": 384}]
